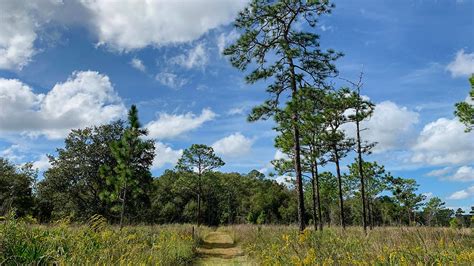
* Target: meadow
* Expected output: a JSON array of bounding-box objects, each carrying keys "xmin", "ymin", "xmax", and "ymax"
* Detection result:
[{"xmin": 1, "ymin": 214, "xmax": 472, "ymax": 265}]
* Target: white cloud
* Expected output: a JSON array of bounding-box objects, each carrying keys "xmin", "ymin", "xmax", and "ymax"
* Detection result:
[
  {"xmin": 80, "ymin": 0, "xmax": 248, "ymax": 51},
  {"xmin": 152, "ymin": 142, "xmax": 183, "ymax": 169},
  {"xmin": 448, "ymin": 185, "xmax": 474, "ymax": 200},
  {"xmin": 212, "ymin": 132, "xmax": 253, "ymax": 157},
  {"xmin": 217, "ymin": 29, "xmax": 240, "ymax": 54},
  {"xmin": 0, "ymin": 0, "xmax": 62, "ymax": 70},
  {"xmin": 0, "ymin": 145, "xmax": 25, "ymax": 162},
  {"xmin": 0, "ymin": 71, "xmax": 126, "ymax": 139},
  {"xmin": 32, "ymin": 154, "xmax": 51, "ymax": 171},
  {"xmin": 446, "ymin": 49, "xmax": 474, "ymax": 77},
  {"xmin": 274, "ymin": 149, "xmax": 290, "ymax": 161},
  {"xmin": 227, "ymin": 107, "xmax": 246, "ymax": 116},
  {"xmin": 130, "ymin": 58, "xmax": 146, "ymax": 72},
  {"xmin": 426, "ymin": 167, "xmax": 452, "ymax": 177},
  {"xmin": 274, "ymin": 175, "xmax": 294, "ymax": 187},
  {"xmin": 411, "ymin": 118, "xmax": 474, "ymax": 165},
  {"xmin": 345, "ymin": 101, "xmax": 419, "ymax": 152},
  {"xmin": 446, "ymin": 166, "xmax": 474, "ymax": 182},
  {"xmin": 171, "ymin": 43, "xmax": 208, "ymax": 69},
  {"xmin": 145, "ymin": 108, "xmax": 216, "ymax": 139},
  {"xmin": 155, "ymin": 72, "xmax": 188, "ymax": 89}
]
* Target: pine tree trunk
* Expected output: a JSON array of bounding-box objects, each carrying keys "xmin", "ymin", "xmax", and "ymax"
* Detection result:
[
  {"xmin": 314, "ymin": 161, "xmax": 323, "ymax": 231},
  {"xmin": 120, "ymin": 185, "xmax": 127, "ymax": 230},
  {"xmin": 197, "ymin": 173, "xmax": 202, "ymax": 227},
  {"xmin": 334, "ymin": 148, "xmax": 345, "ymax": 229},
  {"xmin": 288, "ymin": 58, "xmax": 305, "ymax": 232},
  {"xmin": 356, "ymin": 118, "xmax": 368, "ymax": 234},
  {"xmin": 310, "ymin": 165, "xmax": 318, "ymax": 231}
]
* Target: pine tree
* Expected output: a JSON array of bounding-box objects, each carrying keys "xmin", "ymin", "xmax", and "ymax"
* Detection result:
[
  {"xmin": 320, "ymin": 88, "xmax": 355, "ymax": 229},
  {"xmin": 100, "ymin": 105, "xmax": 155, "ymax": 228},
  {"xmin": 454, "ymin": 74, "xmax": 474, "ymax": 132},
  {"xmin": 176, "ymin": 144, "xmax": 224, "ymax": 226},
  {"xmin": 224, "ymin": 0, "xmax": 341, "ymax": 232}
]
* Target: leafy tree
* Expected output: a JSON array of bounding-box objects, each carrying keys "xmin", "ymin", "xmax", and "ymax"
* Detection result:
[
  {"xmin": 454, "ymin": 74, "xmax": 474, "ymax": 132},
  {"xmin": 423, "ymin": 197, "xmax": 447, "ymax": 226},
  {"xmin": 388, "ymin": 177, "xmax": 426, "ymax": 225},
  {"xmin": 100, "ymin": 105, "xmax": 155, "ymax": 228},
  {"xmin": 0, "ymin": 159, "xmax": 37, "ymax": 217},
  {"xmin": 320, "ymin": 88, "xmax": 355, "ymax": 229},
  {"xmin": 176, "ymin": 144, "xmax": 224, "ymax": 226},
  {"xmin": 37, "ymin": 121, "xmax": 125, "ymax": 221},
  {"xmin": 224, "ymin": 0, "xmax": 341, "ymax": 231}
]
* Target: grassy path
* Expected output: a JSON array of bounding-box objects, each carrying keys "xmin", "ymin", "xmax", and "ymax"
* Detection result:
[{"xmin": 194, "ymin": 231, "xmax": 253, "ymax": 265}]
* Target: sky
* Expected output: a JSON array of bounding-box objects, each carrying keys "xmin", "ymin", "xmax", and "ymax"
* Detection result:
[{"xmin": 0, "ymin": 0, "xmax": 473, "ymax": 210}]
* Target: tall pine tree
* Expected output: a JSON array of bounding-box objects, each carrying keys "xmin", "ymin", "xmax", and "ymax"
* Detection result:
[{"xmin": 224, "ymin": 0, "xmax": 341, "ymax": 231}]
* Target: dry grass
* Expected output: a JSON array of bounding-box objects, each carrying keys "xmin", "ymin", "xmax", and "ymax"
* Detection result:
[
  {"xmin": 0, "ymin": 218, "xmax": 197, "ymax": 265},
  {"xmin": 223, "ymin": 225, "xmax": 474, "ymax": 265}
]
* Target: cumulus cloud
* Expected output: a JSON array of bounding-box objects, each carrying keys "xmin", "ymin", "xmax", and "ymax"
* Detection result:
[
  {"xmin": 0, "ymin": 71, "xmax": 126, "ymax": 138},
  {"xmin": 448, "ymin": 185, "xmax": 474, "ymax": 200},
  {"xmin": 411, "ymin": 118, "xmax": 474, "ymax": 165},
  {"xmin": 155, "ymin": 72, "xmax": 188, "ymax": 89},
  {"xmin": 152, "ymin": 142, "xmax": 183, "ymax": 169},
  {"xmin": 32, "ymin": 154, "xmax": 51, "ymax": 171},
  {"xmin": 171, "ymin": 43, "xmax": 208, "ymax": 69},
  {"xmin": 446, "ymin": 49, "xmax": 474, "ymax": 77},
  {"xmin": 0, "ymin": 0, "xmax": 63, "ymax": 70},
  {"xmin": 130, "ymin": 58, "xmax": 146, "ymax": 72},
  {"xmin": 445, "ymin": 166, "xmax": 474, "ymax": 182},
  {"xmin": 212, "ymin": 133, "xmax": 254, "ymax": 157},
  {"xmin": 145, "ymin": 108, "xmax": 216, "ymax": 140},
  {"xmin": 80, "ymin": 0, "xmax": 248, "ymax": 51},
  {"xmin": 344, "ymin": 101, "xmax": 419, "ymax": 152}
]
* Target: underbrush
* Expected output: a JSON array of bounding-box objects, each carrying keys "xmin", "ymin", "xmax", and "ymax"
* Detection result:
[
  {"xmin": 224, "ymin": 224, "xmax": 473, "ymax": 265},
  {"xmin": 0, "ymin": 216, "xmax": 196, "ymax": 265}
]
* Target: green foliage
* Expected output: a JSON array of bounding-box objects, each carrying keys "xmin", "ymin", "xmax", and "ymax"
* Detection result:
[
  {"xmin": 37, "ymin": 121, "xmax": 125, "ymax": 222},
  {"xmin": 0, "ymin": 159, "xmax": 37, "ymax": 218},
  {"xmin": 0, "ymin": 216, "xmax": 196, "ymax": 265},
  {"xmin": 176, "ymin": 144, "xmax": 224, "ymax": 175},
  {"xmin": 100, "ymin": 105, "xmax": 155, "ymax": 226},
  {"xmin": 454, "ymin": 74, "xmax": 474, "ymax": 132}
]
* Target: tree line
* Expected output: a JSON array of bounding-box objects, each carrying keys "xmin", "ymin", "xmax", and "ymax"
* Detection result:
[{"xmin": 0, "ymin": 105, "xmax": 472, "ymax": 228}]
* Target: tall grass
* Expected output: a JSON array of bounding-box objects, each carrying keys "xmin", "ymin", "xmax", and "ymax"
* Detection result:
[
  {"xmin": 0, "ymin": 217, "xmax": 196, "ymax": 265},
  {"xmin": 224, "ymin": 224, "xmax": 473, "ymax": 265}
]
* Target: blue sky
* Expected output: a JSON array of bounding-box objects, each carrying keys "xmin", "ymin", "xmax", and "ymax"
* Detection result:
[{"xmin": 0, "ymin": 0, "xmax": 473, "ymax": 210}]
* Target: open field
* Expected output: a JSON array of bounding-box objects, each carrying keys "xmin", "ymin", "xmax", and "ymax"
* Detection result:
[{"xmin": 1, "ymin": 217, "xmax": 472, "ymax": 265}]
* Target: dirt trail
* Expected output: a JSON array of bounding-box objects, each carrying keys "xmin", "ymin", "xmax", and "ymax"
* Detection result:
[{"xmin": 194, "ymin": 231, "xmax": 253, "ymax": 265}]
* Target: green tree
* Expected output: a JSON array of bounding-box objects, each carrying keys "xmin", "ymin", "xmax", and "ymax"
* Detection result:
[
  {"xmin": 224, "ymin": 0, "xmax": 341, "ymax": 231},
  {"xmin": 347, "ymin": 161, "xmax": 388, "ymax": 228},
  {"xmin": 320, "ymin": 88, "xmax": 355, "ymax": 229},
  {"xmin": 100, "ymin": 105, "xmax": 155, "ymax": 228},
  {"xmin": 454, "ymin": 74, "xmax": 474, "ymax": 132},
  {"xmin": 344, "ymin": 73, "xmax": 376, "ymax": 233},
  {"xmin": 423, "ymin": 197, "xmax": 446, "ymax": 226},
  {"xmin": 0, "ymin": 159, "xmax": 37, "ymax": 217},
  {"xmin": 176, "ymin": 144, "xmax": 224, "ymax": 226},
  {"xmin": 37, "ymin": 121, "xmax": 125, "ymax": 222},
  {"xmin": 388, "ymin": 177, "xmax": 426, "ymax": 225}
]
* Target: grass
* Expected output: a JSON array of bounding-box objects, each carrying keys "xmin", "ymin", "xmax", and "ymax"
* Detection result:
[
  {"xmin": 0, "ymin": 217, "xmax": 196, "ymax": 265},
  {"xmin": 1, "ymin": 216, "xmax": 472, "ymax": 265},
  {"xmin": 223, "ymin": 224, "xmax": 474, "ymax": 265}
]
